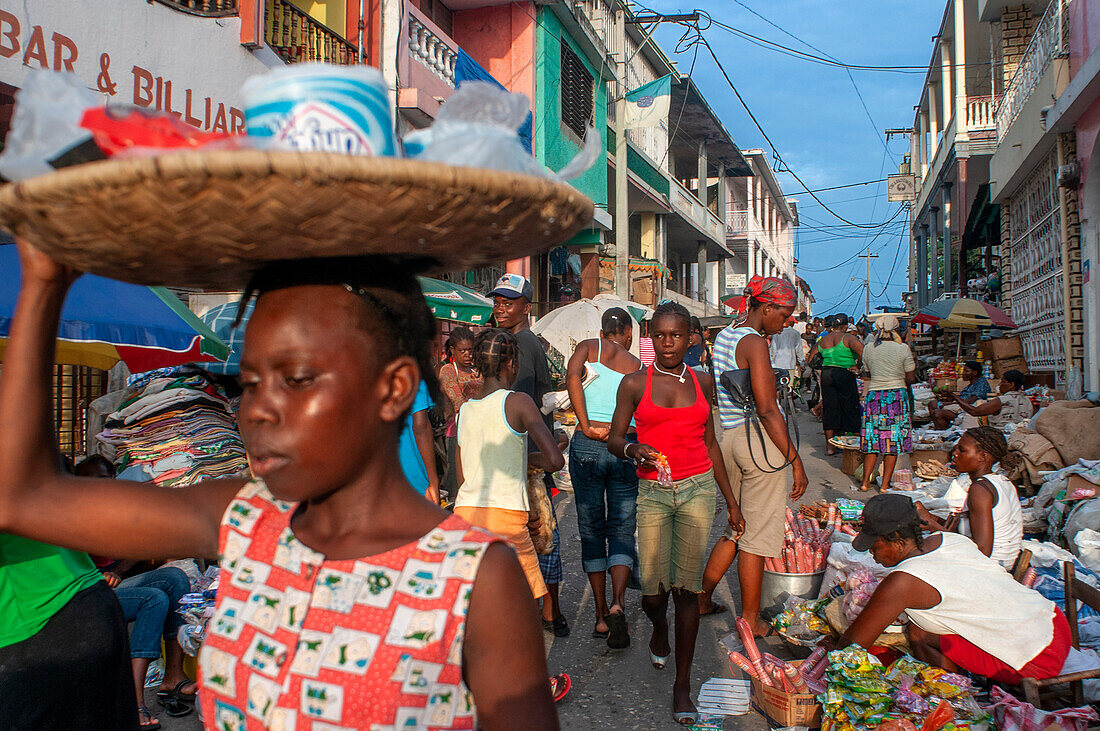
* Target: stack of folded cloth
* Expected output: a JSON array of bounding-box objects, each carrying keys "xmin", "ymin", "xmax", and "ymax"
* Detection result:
[{"xmin": 97, "ymin": 373, "xmax": 247, "ymax": 487}]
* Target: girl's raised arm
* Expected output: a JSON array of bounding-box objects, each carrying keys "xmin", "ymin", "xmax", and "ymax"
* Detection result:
[{"xmin": 0, "ymin": 240, "xmax": 243, "ymax": 560}]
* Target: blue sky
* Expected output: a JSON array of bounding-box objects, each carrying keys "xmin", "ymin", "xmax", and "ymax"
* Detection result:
[{"xmin": 641, "ymin": 0, "xmax": 943, "ymax": 316}]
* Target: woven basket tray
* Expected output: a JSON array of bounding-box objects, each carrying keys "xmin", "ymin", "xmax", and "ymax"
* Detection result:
[{"xmin": 0, "ymin": 150, "xmax": 594, "ymax": 289}]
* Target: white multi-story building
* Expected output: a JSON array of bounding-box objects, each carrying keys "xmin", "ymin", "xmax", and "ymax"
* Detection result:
[{"xmin": 724, "ymin": 150, "xmax": 799, "ymax": 291}]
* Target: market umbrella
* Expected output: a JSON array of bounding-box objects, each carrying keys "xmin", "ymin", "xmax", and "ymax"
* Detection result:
[
  {"xmin": 530, "ymin": 296, "xmax": 653, "ymax": 359},
  {"xmin": 417, "ymin": 277, "xmax": 493, "ymax": 325},
  {"xmin": 199, "ymin": 277, "xmax": 494, "ymax": 375},
  {"xmin": 721, "ymin": 294, "xmax": 746, "ymax": 312},
  {"xmin": 0, "ymin": 245, "xmax": 229, "ymax": 372},
  {"xmin": 912, "ymin": 298, "xmax": 1016, "ymax": 329}
]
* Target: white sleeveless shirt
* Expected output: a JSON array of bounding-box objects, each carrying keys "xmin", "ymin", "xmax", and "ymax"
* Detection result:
[
  {"xmin": 891, "ymin": 532, "xmax": 1055, "ymax": 670},
  {"xmin": 943, "ymin": 473, "xmax": 1024, "ymax": 569},
  {"xmin": 455, "ymin": 389, "xmax": 529, "ymax": 512}
]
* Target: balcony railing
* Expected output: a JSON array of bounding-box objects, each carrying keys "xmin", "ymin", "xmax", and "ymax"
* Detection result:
[
  {"xmin": 996, "ymin": 0, "xmax": 1066, "ymax": 139},
  {"xmin": 266, "ymin": 0, "xmax": 357, "ymax": 65},
  {"xmin": 151, "ymin": 0, "xmax": 238, "ymax": 16},
  {"xmin": 965, "ymin": 95, "xmax": 997, "ymax": 132},
  {"xmin": 408, "ymin": 10, "xmax": 457, "ymax": 87}
]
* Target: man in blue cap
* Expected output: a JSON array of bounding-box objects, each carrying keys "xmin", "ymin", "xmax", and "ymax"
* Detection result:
[{"xmin": 490, "ymin": 273, "xmax": 570, "ymax": 637}]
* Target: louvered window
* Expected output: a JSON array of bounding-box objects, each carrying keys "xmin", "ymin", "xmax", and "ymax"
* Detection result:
[{"xmin": 560, "ymin": 43, "xmax": 593, "ymax": 139}]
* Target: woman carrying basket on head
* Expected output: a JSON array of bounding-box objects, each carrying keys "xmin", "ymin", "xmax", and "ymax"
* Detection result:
[{"xmin": 0, "ymin": 241, "xmax": 559, "ymax": 730}]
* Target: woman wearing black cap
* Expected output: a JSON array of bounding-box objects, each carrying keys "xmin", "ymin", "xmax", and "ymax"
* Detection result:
[{"xmin": 827, "ymin": 494, "xmax": 1070, "ymax": 685}]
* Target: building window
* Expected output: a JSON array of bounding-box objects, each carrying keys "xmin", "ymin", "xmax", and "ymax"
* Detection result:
[
  {"xmin": 53, "ymin": 365, "xmax": 109, "ymax": 461},
  {"xmin": 560, "ymin": 43, "xmax": 593, "ymax": 139}
]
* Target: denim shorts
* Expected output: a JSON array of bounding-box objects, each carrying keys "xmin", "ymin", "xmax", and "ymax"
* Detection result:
[
  {"xmin": 569, "ymin": 430, "xmax": 639, "ymax": 574},
  {"xmin": 636, "ymin": 469, "xmax": 717, "ymax": 595}
]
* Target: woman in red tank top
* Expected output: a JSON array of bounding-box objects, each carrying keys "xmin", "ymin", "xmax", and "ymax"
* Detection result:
[{"xmin": 609, "ymin": 302, "xmax": 743, "ymax": 727}]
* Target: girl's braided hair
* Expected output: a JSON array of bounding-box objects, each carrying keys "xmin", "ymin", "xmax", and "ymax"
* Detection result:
[
  {"xmin": 239, "ymin": 256, "xmax": 440, "ymax": 402},
  {"xmin": 652, "ymin": 301, "xmax": 691, "ymax": 330},
  {"xmin": 473, "ymin": 328, "xmax": 518, "ymax": 381},
  {"xmin": 964, "ymin": 426, "xmax": 1009, "ymax": 463},
  {"xmin": 601, "ymin": 307, "xmax": 632, "ymax": 336}
]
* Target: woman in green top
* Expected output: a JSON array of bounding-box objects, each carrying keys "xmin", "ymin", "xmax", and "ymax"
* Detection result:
[
  {"xmin": 0, "ymin": 533, "xmax": 135, "ymax": 727},
  {"xmin": 806, "ymin": 314, "xmax": 864, "ymax": 455}
]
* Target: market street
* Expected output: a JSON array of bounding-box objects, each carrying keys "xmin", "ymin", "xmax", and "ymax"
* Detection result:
[{"xmin": 150, "ymin": 408, "xmax": 860, "ymax": 731}]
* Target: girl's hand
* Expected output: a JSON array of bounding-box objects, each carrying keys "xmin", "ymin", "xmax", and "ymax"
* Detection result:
[
  {"xmin": 15, "ymin": 237, "xmax": 81, "ymax": 288},
  {"xmin": 582, "ymin": 424, "xmax": 610, "ymax": 442},
  {"xmin": 103, "ymin": 572, "xmax": 122, "ymax": 588},
  {"xmin": 627, "ymin": 443, "xmax": 660, "ymax": 467},
  {"xmin": 727, "ymin": 503, "xmax": 745, "ymax": 536}
]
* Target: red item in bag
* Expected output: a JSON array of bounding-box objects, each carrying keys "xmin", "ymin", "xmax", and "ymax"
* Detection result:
[
  {"xmin": 80, "ymin": 107, "xmax": 231, "ymax": 156},
  {"xmin": 921, "ymin": 699, "xmax": 955, "ymax": 731}
]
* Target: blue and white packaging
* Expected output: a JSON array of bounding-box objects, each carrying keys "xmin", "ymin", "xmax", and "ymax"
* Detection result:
[{"xmin": 241, "ymin": 63, "xmax": 396, "ymax": 156}]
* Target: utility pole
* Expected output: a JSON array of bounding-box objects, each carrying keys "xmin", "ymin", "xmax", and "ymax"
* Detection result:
[
  {"xmin": 857, "ymin": 246, "xmax": 879, "ymax": 319},
  {"xmin": 614, "ymin": 11, "xmax": 699, "ymax": 300}
]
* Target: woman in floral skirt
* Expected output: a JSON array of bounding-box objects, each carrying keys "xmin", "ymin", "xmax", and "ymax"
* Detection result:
[{"xmin": 858, "ymin": 314, "xmax": 917, "ymax": 492}]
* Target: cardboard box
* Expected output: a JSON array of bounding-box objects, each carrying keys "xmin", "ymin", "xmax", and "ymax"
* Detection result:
[
  {"xmin": 750, "ymin": 660, "xmax": 822, "ymax": 728},
  {"xmin": 987, "ymin": 336, "xmax": 1024, "ymax": 360},
  {"xmin": 841, "ymin": 448, "xmax": 865, "ymax": 476},
  {"xmin": 912, "ymin": 448, "xmax": 951, "ymax": 470},
  {"xmin": 932, "ymin": 378, "xmax": 966, "ymax": 392},
  {"xmin": 993, "ymin": 356, "xmax": 1029, "ymax": 378}
]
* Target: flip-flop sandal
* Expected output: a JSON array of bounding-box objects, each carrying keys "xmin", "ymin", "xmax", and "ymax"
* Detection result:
[
  {"xmin": 674, "ymin": 711, "xmax": 698, "ymax": 726},
  {"xmin": 138, "ymin": 706, "xmax": 162, "ymax": 730},
  {"xmin": 157, "ymin": 680, "xmax": 197, "ymax": 706},
  {"xmin": 592, "ymin": 621, "xmax": 610, "ymax": 639},
  {"xmin": 606, "ymin": 611, "xmax": 629, "ymax": 649},
  {"xmin": 549, "ymin": 673, "xmax": 571, "ymax": 703},
  {"xmin": 700, "ymin": 601, "xmax": 728, "ymax": 616},
  {"xmin": 650, "ymin": 652, "xmax": 669, "ymax": 670}
]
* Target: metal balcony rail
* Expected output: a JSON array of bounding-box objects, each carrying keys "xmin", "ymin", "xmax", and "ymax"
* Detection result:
[
  {"xmin": 408, "ymin": 13, "xmax": 457, "ymax": 87},
  {"xmin": 995, "ymin": 0, "xmax": 1067, "ymax": 139},
  {"xmin": 266, "ymin": 0, "xmax": 357, "ymax": 65},
  {"xmin": 150, "ymin": 0, "xmax": 238, "ymax": 17},
  {"xmin": 966, "ymin": 95, "xmax": 997, "ymax": 131}
]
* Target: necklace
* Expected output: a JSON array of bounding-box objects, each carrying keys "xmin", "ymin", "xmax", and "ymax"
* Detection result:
[{"xmin": 653, "ymin": 363, "xmax": 687, "ymax": 383}]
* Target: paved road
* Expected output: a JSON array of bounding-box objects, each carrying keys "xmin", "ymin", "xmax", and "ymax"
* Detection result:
[
  {"xmin": 550, "ymin": 410, "xmax": 860, "ymax": 730},
  {"xmin": 156, "ymin": 410, "xmax": 862, "ymax": 730}
]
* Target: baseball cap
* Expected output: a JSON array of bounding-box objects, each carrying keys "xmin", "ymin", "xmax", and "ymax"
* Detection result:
[
  {"xmin": 851, "ymin": 494, "xmax": 920, "ymax": 552},
  {"xmin": 490, "ymin": 273, "xmax": 534, "ymax": 300}
]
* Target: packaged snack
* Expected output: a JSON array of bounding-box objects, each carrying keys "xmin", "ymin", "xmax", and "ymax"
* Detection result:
[{"xmin": 654, "ymin": 452, "xmax": 673, "ymax": 487}]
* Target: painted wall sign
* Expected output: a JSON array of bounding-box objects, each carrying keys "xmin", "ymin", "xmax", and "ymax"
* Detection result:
[{"xmin": 0, "ymin": 1, "xmax": 277, "ymax": 133}]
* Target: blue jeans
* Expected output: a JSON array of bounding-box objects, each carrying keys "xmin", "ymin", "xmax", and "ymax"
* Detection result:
[
  {"xmin": 114, "ymin": 566, "xmax": 190, "ymax": 659},
  {"xmin": 569, "ymin": 430, "xmax": 639, "ymax": 574}
]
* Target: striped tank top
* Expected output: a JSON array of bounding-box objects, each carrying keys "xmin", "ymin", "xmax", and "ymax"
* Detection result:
[{"xmin": 711, "ymin": 325, "xmax": 758, "ymax": 429}]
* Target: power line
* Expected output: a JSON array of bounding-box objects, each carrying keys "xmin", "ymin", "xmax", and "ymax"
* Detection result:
[{"xmin": 787, "ymin": 177, "xmax": 887, "ymax": 195}]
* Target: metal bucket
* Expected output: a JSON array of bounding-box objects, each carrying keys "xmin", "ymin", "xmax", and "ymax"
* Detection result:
[{"xmin": 760, "ymin": 569, "xmax": 825, "ymax": 617}]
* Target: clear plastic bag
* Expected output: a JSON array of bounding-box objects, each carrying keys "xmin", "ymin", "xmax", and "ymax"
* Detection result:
[
  {"xmin": 404, "ymin": 81, "xmax": 599, "ymax": 179},
  {"xmin": 0, "ymin": 70, "xmax": 100, "ymax": 181}
]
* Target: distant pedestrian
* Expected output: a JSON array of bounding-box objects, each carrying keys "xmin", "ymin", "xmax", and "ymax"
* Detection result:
[
  {"xmin": 768, "ymin": 317, "xmax": 804, "ymax": 388},
  {"xmin": 491, "ymin": 273, "xmax": 571, "ymax": 637},
  {"xmin": 807, "ymin": 313, "xmax": 864, "ymax": 454},
  {"xmin": 638, "ymin": 318, "xmax": 656, "ymax": 367},
  {"xmin": 565, "ymin": 308, "xmax": 641, "ymax": 648},
  {"xmin": 438, "ymin": 326, "xmax": 482, "ymax": 501},
  {"xmin": 858, "ymin": 315, "xmax": 917, "ymax": 492},
  {"xmin": 609, "ymin": 301, "xmax": 743, "ymax": 726}
]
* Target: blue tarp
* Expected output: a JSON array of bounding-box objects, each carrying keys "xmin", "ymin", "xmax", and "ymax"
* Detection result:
[{"xmin": 454, "ymin": 50, "xmax": 533, "ymax": 153}]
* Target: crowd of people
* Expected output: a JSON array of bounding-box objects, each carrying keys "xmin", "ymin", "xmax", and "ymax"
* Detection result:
[{"xmin": 0, "ymin": 241, "xmax": 1079, "ymax": 729}]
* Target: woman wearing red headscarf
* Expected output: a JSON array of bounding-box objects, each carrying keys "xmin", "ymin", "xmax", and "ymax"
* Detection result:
[{"xmin": 699, "ymin": 277, "xmax": 807, "ymax": 634}]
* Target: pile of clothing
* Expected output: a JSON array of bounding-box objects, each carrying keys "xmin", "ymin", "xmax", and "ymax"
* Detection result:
[{"xmin": 96, "ymin": 372, "xmax": 246, "ymax": 486}]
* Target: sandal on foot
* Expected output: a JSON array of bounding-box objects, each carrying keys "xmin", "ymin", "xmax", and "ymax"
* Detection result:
[
  {"xmin": 592, "ymin": 621, "xmax": 609, "ymax": 639},
  {"xmin": 650, "ymin": 652, "xmax": 670, "ymax": 670},
  {"xmin": 549, "ymin": 673, "xmax": 571, "ymax": 703},
  {"xmin": 138, "ymin": 706, "xmax": 162, "ymax": 730},
  {"xmin": 700, "ymin": 600, "xmax": 728, "ymax": 616},
  {"xmin": 542, "ymin": 615, "xmax": 570, "ymax": 637},
  {"xmin": 157, "ymin": 679, "xmax": 197, "ymax": 705},
  {"xmin": 674, "ymin": 711, "xmax": 698, "ymax": 726},
  {"xmin": 606, "ymin": 610, "xmax": 629, "ymax": 649}
]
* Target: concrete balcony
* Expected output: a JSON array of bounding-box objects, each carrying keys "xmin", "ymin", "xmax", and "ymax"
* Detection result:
[
  {"xmin": 398, "ymin": 2, "xmax": 460, "ymax": 125},
  {"xmin": 965, "ymin": 95, "xmax": 997, "ymax": 138},
  {"xmin": 265, "ymin": 0, "xmax": 356, "ymax": 64},
  {"xmin": 996, "ymin": 0, "xmax": 1067, "ymax": 140},
  {"xmin": 670, "ymin": 177, "xmax": 724, "ymax": 245},
  {"xmin": 152, "ymin": 0, "xmax": 238, "ymax": 16}
]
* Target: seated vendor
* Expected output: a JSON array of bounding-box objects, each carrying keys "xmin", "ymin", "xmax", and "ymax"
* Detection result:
[
  {"xmin": 931, "ymin": 369, "xmax": 1031, "ymax": 430},
  {"xmin": 928, "ymin": 361, "xmax": 990, "ymax": 428},
  {"xmin": 828, "ymin": 494, "xmax": 1069, "ymax": 686},
  {"xmin": 915, "ymin": 427, "xmax": 1023, "ymax": 569}
]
